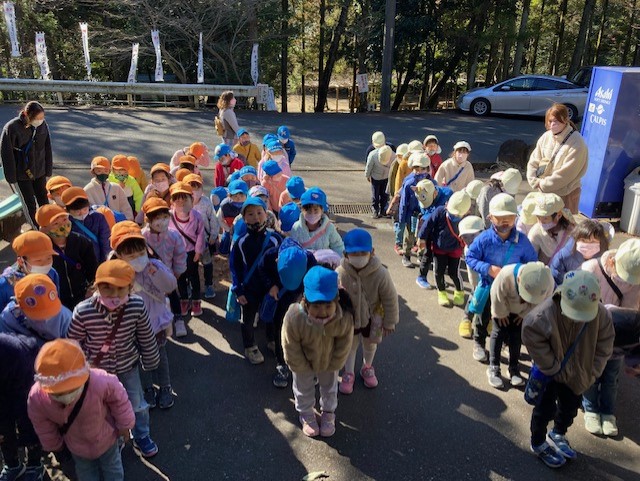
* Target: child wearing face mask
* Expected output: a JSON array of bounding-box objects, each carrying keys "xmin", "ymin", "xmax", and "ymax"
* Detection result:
[
  {"xmin": 279, "ymin": 176, "xmax": 306, "ymax": 209},
  {"xmin": 282, "ymin": 266, "xmax": 354, "ymax": 437},
  {"xmin": 238, "ymin": 165, "xmax": 260, "ymax": 189},
  {"xmin": 457, "ymin": 216, "xmax": 485, "ymax": 339},
  {"xmin": 434, "ymin": 141, "xmax": 475, "ymax": 193},
  {"xmin": 108, "ymin": 155, "xmax": 143, "ymax": 216},
  {"xmin": 84, "ymin": 156, "xmax": 134, "ymax": 221},
  {"xmin": 135, "ymin": 162, "xmax": 175, "ymax": 224},
  {"xmin": 277, "ymin": 125, "xmax": 297, "ymax": 165},
  {"xmin": 336, "ymin": 229, "xmax": 398, "ymax": 394},
  {"xmin": 111, "ymin": 223, "xmax": 177, "ymax": 410},
  {"xmin": 210, "ymin": 186, "xmax": 228, "ymax": 213},
  {"xmin": 68, "ymin": 260, "xmax": 160, "ymax": 458},
  {"xmin": 170, "ymin": 141, "xmax": 210, "ymax": 174},
  {"xmin": 290, "ymin": 187, "xmax": 344, "ymax": 255},
  {"xmin": 249, "ymin": 185, "xmax": 278, "ymax": 231},
  {"xmin": 261, "ymin": 160, "xmax": 290, "ymax": 214},
  {"xmin": 233, "ymin": 128, "xmax": 261, "ymax": 168},
  {"xmin": 527, "ymin": 193, "xmax": 575, "ymax": 265},
  {"xmin": 167, "ymin": 182, "xmax": 206, "ymax": 320},
  {"xmin": 515, "ymin": 191, "xmax": 543, "ymax": 235},
  {"xmin": 45, "ymin": 175, "xmax": 72, "ymax": 208},
  {"xmin": 61, "ymin": 187, "xmax": 111, "ymax": 263},
  {"xmin": 28, "ymin": 338, "xmax": 135, "ymax": 481},
  {"xmin": 217, "ymin": 180, "xmax": 248, "ymax": 254},
  {"xmin": 477, "ymin": 168, "xmax": 523, "ymax": 228},
  {"xmin": 214, "ymin": 144, "xmax": 244, "ymax": 187},
  {"xmin": 258, "ymin": 140, "xmax": 292, "ymax": 181},
  {"xmin": 37, "ymin": 205, "xmax": 98, "ymax": 310},
  {"xmin": 170, "ymin": 154, "xmax": 198, "ymax": 177},
  {"xmin": 423, "ymin": 135, "xmax": 443, "ymax": 177}
]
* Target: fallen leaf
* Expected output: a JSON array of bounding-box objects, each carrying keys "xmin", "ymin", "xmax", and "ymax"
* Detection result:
[{"xmin": 303, "ymin": 471, "xmax": 329, "ymax": 481}]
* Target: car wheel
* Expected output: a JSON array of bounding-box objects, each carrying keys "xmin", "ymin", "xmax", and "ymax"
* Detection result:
[
  {"xmin": 470, "ymin": 98, "xmax": 490, "ymax": 116},
  {"xmin": 564, "ymin": 104, "xmax": 579, "ymax": 121}
]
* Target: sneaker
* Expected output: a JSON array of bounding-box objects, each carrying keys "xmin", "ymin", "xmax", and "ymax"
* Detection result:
[
  {"xmin": 339, "ymin": 372, "xmax": 355, "ymax": 394},
  {"xmin": 0, "ymin": 464, "xmax": 25, "ymax": 481},
  {"xmin": 22, "ymin": 465, "xmax": 44, "ymax": 481},
  {"xmin": 402, "ymin": 257, "xmax": 413, "ymax": 268},
  {"xmin": 174, "ymin": 319, "xmax": 187, "ymax": 338},
  {"xmin": 452, "ymin": 290, "xmax": 465, "ymax": 306},
  {"xmin": 437, "ymin": 290, "xmax": 452, "ymax": 307},
  {"xmin": 144, "ymin": 387, "xmax": 157, "ymax": 409},
  {"xmin": 393, "ymin": 244, "xmax": 403, "ymax": 256},
  {"xmin": 473, "ymin": 343, "xmax": 487, "ymax": 362},
  {"xmin": 158, "ymin": 386, "xmax": 174, "ymax": 409},
  {"xmin": 133, "ymin": 435, "xmax": 159, "ymax": 458},
  {"xmin": 486, "ymin": 366, "xmax": 504, "ymax": 388},
  {"xmin": 458, "ymin": 319, "xmax": 473, "ymax": 339},
  {"xmin": 360, "ymin": 365, "xmax": 379, "ymax": 388},
  {"xmin": 244, "ymin": 346, "xmax": 264, "ymax": 364},
  {"xmin": 548, "ymin": 431, "xmax": 577, "ymax": 460},
  {"xmin": 584, "ymin": 412, "xmax": 602, "ymax": 435},
  {"xmin": 204, "ymin": 285, "xmax": 216, "ymax": 299},
  {"xmin": 509, "ymin": 371, "xmax": 525, "ymax": 387},
  {"xmin": 266, "ymin": 341, "xmax": 276, "ymax": 354},
  {"xmin": 371, "ymin": 212, "xmax": 380, "ymax": 219},
  {"xmin": 415, "ymin": 276, "xmax": 432, "ymax": 289},
  {"xmin": 299, "ymin": 412, "xmax": 320, "ymax": 437},
  {"xmin": 191, "ymin": 300, "xmax": 203, "ymax": 317},
  {"xmin": 272, "ymin": 364, "xmax": 289, "ymax": 388},
  {"xmin": 601, "ymin": 414, "xmax": 618, "ymax": 437},
  {"xmin": 531, "ymin": 441, "xmax": 566, "ymax": 468},
  {"xmin": 320, "ymin": 412, "xmax": 336, "ymax": 437}
]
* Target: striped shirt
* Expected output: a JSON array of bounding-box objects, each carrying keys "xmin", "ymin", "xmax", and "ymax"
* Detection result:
[{"xmin": 68, "ymin": 295, "xmax": 160, "ymax": 375}]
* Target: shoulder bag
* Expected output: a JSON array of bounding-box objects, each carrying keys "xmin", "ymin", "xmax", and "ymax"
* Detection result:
[
  {"xmin": 597, "ymin": 259, "xmax": 624, "ymax": 303},
  {"xmin": 59, "ymin": 376, "xmax": 90, "ymax": 436},
  {"xmin": 90, "ymin": 307, "xmax": 125, "ymax": 368},
  {"xmin": 536, "ymin": 129, "xmax": 574, "ymax": 178}
]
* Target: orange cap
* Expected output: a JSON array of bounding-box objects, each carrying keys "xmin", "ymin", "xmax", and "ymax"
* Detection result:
[
  {"xmin": 170, "ymin": 181, "xmax": 193, "ymax": 197},
  {"xmin": 90, "ymin": 156, "xmax": 110, "ymax": 171},
  {"xmin": 174, "ymin": 168, "xmax": 191, "ymax": 182},
  {"xmin": 142, "ymin": 197, "xmax": 170, "ymax": 215},
  {"xmin": 150, "ymin": 163, "xmax": 171, "ymax": 176},
  {"xmin": 95, "ymin": 259, "xmax": 135, "ymax": 287},
  {"xmin": 35, "ymin": 204, "xmax": 68, "ymax": 228},
  {"xmin": 178, "ymin": 154, "xmax": 196, "ymax": 166},
  {"xmin": 183, "ymin": 173, "xmax": 203, "ymax": 186},
  {"xmin": 110, "ymin": 221, "xmax": 145, "ymax": 249},
  {"xmin": 111, "ymin": 154, "xmax": 130, "ymax": 171},
  {"xmin": 45, "ymin": 176, "xmax": 72, "ymax": 192},
  {"xmin": 189, "ymin": 142, "xmax": 207, "ymax": 158},
  {"xmin": 94, "ymin": 206, "xmax": 116, "ymax": 229},
  {"xmin": 34, "ymin": 339, "xmax": 90, "ymax": 394},
  {"xmin": 60, "ymin": 186, "xmax": 89, "ymax": 206},
  {"xmin": 14, "ymin": 274, "xmax": 62, "ymax": 321},
  {"xmin": 12, "ymin": 231, "xmax": 57, "ymax": 257}
]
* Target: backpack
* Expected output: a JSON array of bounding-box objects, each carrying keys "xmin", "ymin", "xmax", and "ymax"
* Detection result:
[{"xmin": 214, "ymin": 114, "xmax": 225, "ymax": 136}]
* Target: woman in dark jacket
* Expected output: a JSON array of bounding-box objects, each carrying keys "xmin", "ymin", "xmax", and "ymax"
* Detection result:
[{"xmin": 0, "ymin": 101, "xmax": 53, "ymax": 226}]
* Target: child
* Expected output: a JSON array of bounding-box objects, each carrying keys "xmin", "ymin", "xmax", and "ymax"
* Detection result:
[
  {"xmin": 337, "ymin": 229, "xmax": 398, "ymax": 393},
  {"xmin": 108, "ymin": 154, "xmax": 143, "ymax": 216},
  {"xmin": 434, "ymin": 141, "xmax": 475, "ymax": 192},
  {"xmin": 278, "ymin": 202, "xmax": 301, "ymax": 236},
  {"xmin": 185, "ymin": 173, "xmax": 221, "ymax": 299},
  {"xmin": 365, "ymin": 131, "xmax": 395, "ymax": 161},
  {"xmin": 61, "ymin": 187, "xmax": 111, "ymax": 263},
  {"xmin": 168, "ymin": 182, "xmax": 206, "ymax": 318},
  {"xmin": 516, "ymin": 191, "xmax": 543, "ymax": 235},
  {"xmin": 170, "ymin": 154, "xmax": 197, "ymax": 176},
  {"xmin": 233, "ymin": 128, "xmax": 261, "ymax": 168},
  {"xmin": 464, "ymin": 179, "xmax": 484, "ymax": 217},
  {"xmin": 174, "ymin": 167, "xmax": 192, "ymax": 183},
  {"xmin": 418, "ymin": 191, "xmax": 470, "ymax": 306},
  {"xmin": 111, "ymin": 223, "xmax": 178, "ymax": 410},
  {"xmin": 238, "ymin": 165, "xmax": 260, "ymax": 189},
  {"xmin": 528, "ymin": 193, "xmax": 575, "ymax": 265},
  {"xmin": 217, "ymin": 180, "xmax": 248, "ymax": 252},
  {"xmin": 365, "ymin": 145, "xmax": 393, "ymax": 218},
  {"xmin": 387, "ymin": 143, "xmax": 409, "ymax": 205},
  {"xmin": 36, "ymin": 204, "xmax": 98, "ymax": 310},
  {"xmin": 457, "ymin": 215, "xmax": 485, "ymax": 338},
  {"xmin": 127, "ymin": 155, "xmax": 148, "ymax": 192},
  {"xmin": 230, "ymin": 197, "xmax": 282, "ymax": 364},
  {"xmin": 477, "ymin": 168, "xmax": 522, "ymax": 228},
  {"xmin": 282, "ymin": 266, "xmax": 354, "ymax": 437},
  {"xmin": 488, "ymin": 261, "xmax": 554, "ymax": 388},
  {"xmin": 279, "ymin": 176, "xmax": 306, "ymax": 209},
  {"xmin": 290, "ymin": 187, "xmax": 344, "ymax": 255},
  {"xmin": 249, "ymin": 185, "xmax": 278, "ymax": 230},
  {"xmin": 45, "ymin": 175, "xmax": 72, "ymax": 207},
  {"xmin": 277, "ymin": 125, "xmax": 297, "ymax": 165},
  {"xmin": 258, "ymin": 140, "xmax": 292, "ymax": 181},
  {"xmin": 68, "ymin": 259, "xmax": 160, "ymax": 458},
  {"xmin": 391, "ymin": 144, "xmax": 412, "ymax": 203},
  {"xmin": 465, "ymin": 193, "xmax": 537, "ymax": 362},
  {"xmin": 423, "ymin": 134, "xmax": 443, "ymax": 177},
  {"xmin": 28, "ymin": 338, "xmax": 135, "ymax": 481},
  {"xmin": 84, "ymin": 156, "xmax": 134, "ymax": 221},
  {"xmin": 143, "ymin": 163, "xmax": 174, "ymax": 204},
  {"xmin": 170, "ymin": 141, "xmax": 210, "ymax": 174},
  {"xmin": 141, "ymin": 197, "xmax": 188, "ymax": 337},
  {"xmin": 261, "ymin": 160, "xmax": 289, "ymax": 215},
  {"xmin": 210, "ymin": 186, "xmax": 228, "ymax": 213},
  {"xmin": 214, "ymin": 144, "xmax": 244, "ymax": 187}
]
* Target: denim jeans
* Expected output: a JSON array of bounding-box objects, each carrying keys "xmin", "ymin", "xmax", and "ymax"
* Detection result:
[
  {"xmin": 394, "ymin": 222, "xmax": 405, "ymax": 246},
  {"xmin": 582, "ymin": 357, "xmax": 624, "ymax": 415},
  {"xmin": 72, "ymin": 442, "xmax": 124, "ymax": 481},
  {"xmin": 117, "ymin": 365, "xmax": 150, "ymax": 441},
  {"xmin": 139, "ymin": 340, "xmax": 171, "ymax": 390}
]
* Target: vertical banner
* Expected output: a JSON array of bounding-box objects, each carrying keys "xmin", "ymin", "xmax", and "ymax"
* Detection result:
[
  {"xmin": 250, "ymin": 43, "xmax": 259, "ymax": 86},
  {"xmin": 356, "ymin": 74, "xmax": 369, "ymax": 93},
  {"xmin": 35, "ymin": 32, "xmax": 51, "ymax": 80},
  {"xmin": 197, "ymin": 32, "xmax": 204, "ymax": 83},
  {"xmin": 3, "ymin": 2, "xmax": 19, "ymax": 57},
  {"xmin": 151, "ymin": 29, "xmax": 163, "ymax": 82},
  {"xmin": 79, "ymin": 22, "xmax": 91, "ymax": 78},
  {"xmin": 266, "ymin": 87, "xmax": 277, "ymax": 111},
  {"xmin": 127, "ymin": 43, "xmax": 139, "ymax": 83}
]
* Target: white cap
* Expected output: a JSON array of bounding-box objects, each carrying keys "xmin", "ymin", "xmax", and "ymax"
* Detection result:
[
  {"xmin": 408, "ymin": 140, "xmax": 424, "ymax": 152},
  {"xmin": 615, "ymin": 239, "xmax": 640, "ymax": 285},
  {"xmin": 491, "ymin": 168, "xmax": 522, "ymax": 195},
  {"xmin": 465, "ymin": 180, "xmax": 485, "ymax": 200},
  {"xmin": 423, "ymin": 135, "xmax": 439, "ymax": 145},
  {"xmin": 489, "ymin": 193, "xmax": 517, "ymax": 216},
  {"xmin": 372, "ymin": 131, "xmax": 386, "ymax": 148},
  {"xmin": 408, "ymin": 152, "xmax": 430, "ymax": 168},
  {"xmin": 517, "ymin": 262, "xmax": 554, "ymax": 304},
  {"xmin": 559, "ymin": 270, "xmax": 601, "ymax": 322},
  {"xmin": 414, "ymin": 179, "xmax": 435, "ymax": 209},
  {"xmin": 458, "ymin": 216, "xmax": 484, "ymax": 235},
  {"xmin": 396, "ymin": 143, "xmax": 409, "ymax": 157},
  {"xmin": 532, "ymin": 193, "xmax": 564, "ymax": 217},
  {"xmin": 446, "ymin": 191, "xmax": 471, "ymax": 217},
  {"xmin": 520, "ymin": 192, "xmax": 544, "ymax": 225},
  {"xmin": 378, "ymin": 145, "xmax": 393, "ymax": 166},
  {"xmin": 453, "ymin": 141, "xmax": 471, "ymax": 152}
]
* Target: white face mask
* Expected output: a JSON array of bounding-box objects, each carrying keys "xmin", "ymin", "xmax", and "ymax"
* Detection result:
[
  {"xmin": 304, "ymin": 212, "xmax": 322, "ymax": 225},
  {"xmin": 455, "ymin": 152, "xmax": 468, "ymax": 164},
  {"xmin": 193, "ymin": 188, "xmax": 203, "ymax": 203},
  {"xmin": 50, "ymin": 385, "xmax": 84, "ymax": 405},
  {"xmin": 151, "ymin": 217, "xmax": 170, "ymax": 232},
  {"xmin": 31, "ymin": 119, "xmax": 44, "ymax": 128},
  {"xmin": 270, "ymin": 154, "xmax": 284, "ymax": 164},
  {"xmin": 71, "ymin": 212, "xmax": 89, "ymax": 221},
  {"xmin": 27, "ymin": 262, "xmax": 52, "ymax": 274},
  {"xmin": 153, "ymin": 180, "xmax": 169, "ymax": 193},
  {"xmin": 129, "ymin": 254, "xmax": 149, "ymax": 273},
  {"xmin": 347, "ymin": 255, "xmax": 370, "ymax": 270},
  {"xmin": 52, "ymin": 196, "xmax": 65, "ymax": 207}
]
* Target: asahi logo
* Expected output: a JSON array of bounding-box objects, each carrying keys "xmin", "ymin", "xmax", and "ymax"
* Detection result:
[{"xmin": 594, "ymin": 86, "xmax": 613, "ymax": 101}]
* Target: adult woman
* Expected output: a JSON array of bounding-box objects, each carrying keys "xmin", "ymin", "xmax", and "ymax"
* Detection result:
[
  {"xmin": 527, "ymin": 103, "xmax": 588, "ymax": 214},
  {"xmin": 0, "ymin": 101, "xmax": 53, "ymax": 226},
  {"xmin": 216, "ymin": 91, "xmax": 241, "ymax": 147}
]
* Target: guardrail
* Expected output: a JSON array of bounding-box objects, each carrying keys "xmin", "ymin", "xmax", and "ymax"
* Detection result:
[{"xmin": 0, "ymin": 78, "xmax": 270, "ymax": 108}]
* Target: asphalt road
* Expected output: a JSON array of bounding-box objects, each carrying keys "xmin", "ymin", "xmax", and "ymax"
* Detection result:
[{"xmin": 0, "ymin": 106, "xmax": 638, "ymax": 481}]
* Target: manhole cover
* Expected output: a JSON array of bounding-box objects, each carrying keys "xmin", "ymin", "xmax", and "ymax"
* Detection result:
[{"xmin": 329, "ymin": 203, "xmax": 372, "ymax": 215}]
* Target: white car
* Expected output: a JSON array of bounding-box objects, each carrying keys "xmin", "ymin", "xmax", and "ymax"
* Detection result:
[{"xmin": 456, "ymin": 75, "xmax": 588, "ymax": 120}]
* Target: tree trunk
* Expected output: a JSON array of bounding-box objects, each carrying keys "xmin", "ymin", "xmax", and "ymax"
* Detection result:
[
  {"xmin": 301, "ymin": 0, "xmax": 306, "ymax": 112},
  {"xmin": 530, "ymin": 0, "xmax": 546, "ymax": 72},
  {"xmin": 391, "ymin": 44, "xmax": 420, "ymax": 110},
  {"xmin": 621, "ymin": 0, "xmax": 637, "ymax": 64},
  {"xmin": 594, "ymin": 0, "xmax": 609, "ymax": 65},
  {"xmin": 380, "ymin": 0, "xmax": 396, "ymax": 112},
  {"xmin": 512, "ymin": 0, "xmax": 531, "ymax": 76},
  {"xmin": 419, "ymin": 44, "xmax": 431, "ymax": 109},
  {"xmin": 318, "ymin": 0, "xmax": 325, "ymax": 85},
  {"xmin": 466, "ymin": 0, "xmax": 491, "ymax": 89},
  {"xmin": 550, "ymin": 0, "xmax": 568, "ymax": 75},
  {"xmin": 281, "ymin": 0, "xmax": 288, "ymax": 112},
  {"xmin": 568, "ymin": 0, "xmax": 597, "ymax": 77}
]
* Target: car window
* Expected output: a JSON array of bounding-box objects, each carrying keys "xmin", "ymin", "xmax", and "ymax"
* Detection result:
[
  {"xmin": 534, "ymin": 78, "xmax": 572, "ymax": 90},
  {"xmin": 497, "ymin": 78, "xmax": 535, "ymax": 91}
]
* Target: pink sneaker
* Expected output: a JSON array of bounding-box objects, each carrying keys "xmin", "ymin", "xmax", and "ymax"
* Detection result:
[
  {"xmin": 360, "ymin": 365, "xmax": 379, "ymax": 388},
  {"xmin": 320, "ymin": 412, "xmax": 336, "ymax": 437},
  {"xmin": 299, "ymin": 412, "xmax": 320, "ymax": 437},
  {"xmin": 339, "ymin": 372, "xmax": 355, "ymax": 394}
]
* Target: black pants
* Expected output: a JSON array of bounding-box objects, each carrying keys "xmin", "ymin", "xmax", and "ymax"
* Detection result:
[
  {"xmin": 0, "ymin": 394, "xmax": 42, "ymax": 467},
  {"xmin": 178, "ymin": 251, "xmax": 201, "ymax": 301},
  {"xmin": 241, "ymin": 299, "xmax": 260, "ymax": 348},
  {"xmin": 530, "ymin": 380, "xmax": 582, "ymax": 446},
  {"xmin": 204, "ymin": 263, "xmax": 213, "ymax": 286},
  {"xmin": 472, "ymin": 300, "xmax": 492, "ymax": 346},
  {"xmin": 489, "ymin": 314, "xmax": 522, "ymax": 371},
  {"xmin": 265, "ymin": 299, "xmax": 291, "ymax": 366},
  {"xmin": 16, "ymin": 176, "xmax": 48, "ymax": 227},
  {"xmin": 168, "ymin": 289, "xmax": 181, "ymax": 316},
  {"xmin": 433, "ymin": 254, "xmax": 462, "ymax": 291},
  {"xmin": 370, "ymin": 178, "xmax": 389, "ymax": 215},
  {"xmin": 418, "ymin": 247, "xmax": 433, "ymax": 279}
]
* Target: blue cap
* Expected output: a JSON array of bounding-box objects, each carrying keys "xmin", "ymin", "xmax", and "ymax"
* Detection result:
[
  {"xmin": 214, "ymin": 143, "xmax": 232, "ymax": 159},
  {"xmin": 300, "ymin": 187, "xmax": 327, "ymax": 209},
  {"xmin": 232, "ymin": 218, "xmax": 246, "ymax": 242},
  {"xmin": 210, "ymin": 186, "xmax": 228, "ymax": 202},
  {"xmin": 249, "ymin": 185, "xmax": 269, "ymax": 198},
  {"xmin": 279, "ymin": 202, "xmax": 301, "ymax": 232},
  {"xmin": 286, "ymin": 176, "xmax": 305, "ymax": 199},
  {"xmin": 343, "ymin": 228, "xmax": 373, "ymax": 254},
  {"xmin": 241, "ymin": 196, "xmax": 267, "ymax": 215},
  {"xmin": 239, "ymin": 166, "xmax": 257, "ymax": 178},
  {"xmin": 266, "ymin": 141, "xmax": 283, "ymax": 153},
  {"xmin": 277, "ymin": 125, "xmax": 290, "ymax": 140},
  {"xmin": 263, "ymin": 133, "xmax": 278, "ymax": 146},
  {"xmin": 304, "ymin": 266, "xmax": 339, "ymax": 303},
  {"xmin": 263, "ymin": 160, "xmax": 282, "ymax": 177},
  {"xmin": 277, "ymin": 238, "xmax": 308, "ymax": 290},
  {"xmin": 237, "ymin": 128, "xmax": 249, "ymax": 137},
  {"xmin": 229, "ymin": 171, "xmax": 241, "ymax": 183},
  {"xmin": 228, "ymin": 179, "xmax": 249, "ymax": 196}
]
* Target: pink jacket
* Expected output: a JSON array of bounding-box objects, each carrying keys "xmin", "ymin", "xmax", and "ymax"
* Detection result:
[
  {"xmin": 257, "ymin": 156, "xmax": 292, "ymax": 182},
  {"xmin": 28, "ymin": 369, "xmax": 134, "ymax": 460},
  {"xmin": 142, "ymin": 226, "xmax": 187, "ymax": 278},
  {"xmin": 169, "ymin": 208, "xmax": 206, "ymax": 255},
  {"xmin": 262, "ymin": 175, "xmax": 289, "ymax": 213},
  {"xmin": 582, "ymin": 250, "xmax": 640, "ymax": 309}
]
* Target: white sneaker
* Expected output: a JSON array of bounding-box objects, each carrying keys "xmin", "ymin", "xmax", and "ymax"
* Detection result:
[
  {"xmin": 584, "ymin": 412, "xmax": 602, "ymax": 435},
  {"xmin": 601, "ymin": 414, "xmax": 618, "ymax": 437},
  {"xmin": 486, "ymin": 367, "xmax": 504, "ymax": 389},
  {"xmin": 244, "ymin": 346, "xmax": 264, "ymax": 365}
]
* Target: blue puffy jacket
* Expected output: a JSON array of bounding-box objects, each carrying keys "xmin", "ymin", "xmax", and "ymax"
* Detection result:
[
  {"xmin": 549, "ymin": 237, "xmax": 589, "ymax": 286},
  {"xmin": 418, "ymin": 206, "xmax": 463, "ymax": 253},
  {"xmin": 398, "ymin": 172, "xmax": 430, "ymax": 224},
  {"xmin": 419, "ymin": 186, "xmax": 452, "ymax": 218},
  {"xmin": 70, "ymin": 210, "xmax": 110, "ymax": 262}
]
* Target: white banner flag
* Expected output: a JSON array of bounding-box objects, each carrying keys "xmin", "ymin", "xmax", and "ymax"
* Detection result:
[
  {"xmin": 356, "ymin": 74, "xmax": 369, "ymax": 93},
  {"xmin": 250, "ymin": 43, "xmax": 259, "ymax": 86},
  {"xmin": 151, "ymin": 29, "xmax": 163, "ymax": 82},
  {"xmin": 3, "ymin": 2, "xmax": 20, "ymax": 57},
  {"xmin": 197, "ymin": 32, "xmax": 204, "ymax": 84},
  {"xmin": 266, "ymin": 87, "xmax": 277, "ymax": 111},
  {"xmin": 79, "ymin": 22, "xmax": 91, "ymax": 78},
  {"xmin": 127, "ymin": 43, "xmax": 139, "ymax": 83},
  {"xmin": 35, "ymin": 32, "xmax": 51, "ymax": 80}
]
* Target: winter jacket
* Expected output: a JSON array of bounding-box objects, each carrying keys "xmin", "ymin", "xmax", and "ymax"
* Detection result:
[
  {"xmin": 398, "ymin": 171, "xmax": 430, "ymax": 224},
  {"xmin": 282, "ymin": 139, "xmax": 297, "ymax": 165},
  {"xmin": 230, "ymin": 229, "xmax": 282, "ymax": 299},
  {"xmin": 282, "ymin": 301, "xmax": 354, "ymax": 373},
  {"xmin": 142, "ymin": 226, "xmax": 187, "ymax": 278},
  {"xmin": 365, "ymin": 142, "xmax": 396, "ymax": 162},
  {"xmin": 477, "ymin": 183, "xmax": 501, "ymax": 228},
  {"xmin": 549, "ymin": 237, "xmax": 591, "ymax": 286},
  {"xmin": 257, "ymin": 156, "xmax": 292, "ymax": 182},
  {"xmin": 0, "ymin": 115, "xmax": 52, "ymax": 183},
  {"xmin": 434, "ymin": 159, "xmax": 475, "ymax": 192},
  {"xmin": 582, "ymin": 250, "xmax": 640, "ymax": 309},
  {"xmin": 262, "ymin": 175, "xmax": 289, "ymax": 213},
  {"xmin": 171, "ymin": 147, "xmax": 210, "ymax": 170},
  {"xmin": 83, "ymin": 179, "xmax": 133, "ymax": 220},
  {"xmin": 0, "ymin": 301, "xmax": 72, "ymax": 344},
  {"xmin": 193, "ymin": 196, "xmax": 221, "ymax": 244},
  {"xmin": 365, "ymin": 149, "xmax": 391, "ymax": 181},
  {"xmin": 70, "ymin": 210, "xmax": 111, "ymax": 263},
  {"xmin": 52, "ymin": 233, "xmax": 98, "ymax": 310},
  {"xmin": 393, "ymin": 158, "xmax": 411, "ymax": 195},
  {"xmin": 337, "ymin": 256, "xmax": 399, "ymax": 331},
  {"xmin": 522, "ymin": 295, "xmax": 614, "ymax": 395},
  {"xmin": 258, "ymin": 245, "xmax": 317, "ymax": 306},
  {"xmin": 219, "ymin": 108, "xmax": 240, "ymax": 142},
  {"xmin": 215, "ymin": 158, "xmax": 245, "ymax": 187},
  {"xmin": 233, "ymin": 142, "xmax": 261, "ymax": 168},
  {"xmin": 466, "ymin": 227, "xmax": 538, "ymax": 287},
  {"xmin": 169, "ymin": 208, "xmax": 205, "ymax": 255},
  {"xmin": 28, "ymin": 368, "xmax": 135, "ymax": 460},
  {"xmin": 0, "ymin": 265, "xmax": 60, "ymax": 313},
  {"xmin": 290, "ymin": 214, "xmax": 344, "ymax": 255},
  {"xmin": 490, "ymin": 263, "xmax": 550, "ymax": 319},
  {"xmin": 133, "ymin": 259, "xmax": 177, "ymax": 334},
  {"xmin": 107, "ymin": 174, "xmax": 143, "ymax": 213},
  {"xmin": 428, "ymin": 153, "xmax": 443, "ymax": 177},
  {"xmin": 528, "ymin": 222, "xmax": 574, "ymax": 265},
  {"xmin": 417, "ymin": 206, "xmax": 464, "ymax": 257}
]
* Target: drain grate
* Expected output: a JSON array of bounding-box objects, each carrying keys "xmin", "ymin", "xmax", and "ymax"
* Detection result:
[{"xmin": 329, "ymin": 203, "xmax": 372, "ymax": 215}]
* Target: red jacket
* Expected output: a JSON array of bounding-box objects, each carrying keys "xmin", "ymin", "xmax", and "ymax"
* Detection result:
[
  {"xmin": 214, "ymin": 158, "xmax": 244, "ymax": 187},
  {"xmin": 429, "ymin": 153, "xmax": 443, "ymax": 178}
]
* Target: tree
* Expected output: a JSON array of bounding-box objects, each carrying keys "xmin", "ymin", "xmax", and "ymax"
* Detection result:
[
  {"xmin": 567, "ymin": 0, "xmax": 597, "ymax": 77},
  {"xmin": 512, "ymin": 0, "xmax": 532, "ymax": 76}
]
